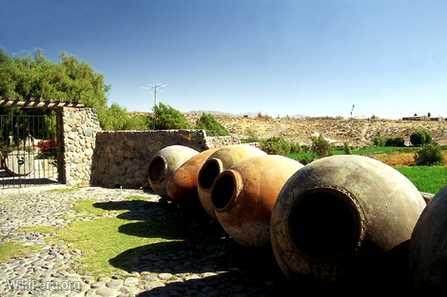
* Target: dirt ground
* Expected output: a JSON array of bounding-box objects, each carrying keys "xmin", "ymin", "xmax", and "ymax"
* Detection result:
[{"xmin": 373, "ymin": 151, "xmax": 447, "ymax": 166}]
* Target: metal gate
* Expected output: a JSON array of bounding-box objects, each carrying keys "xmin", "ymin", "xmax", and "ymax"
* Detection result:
[{"xmin": 0, "ymin": 112, "xmax": 59, "ymax": 188}]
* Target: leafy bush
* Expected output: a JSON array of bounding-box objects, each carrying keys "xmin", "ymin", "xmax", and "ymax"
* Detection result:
[
  {"xmin": 410, "ymin": 130, "xmax": 432, "ymax": 147},
  {"xmin": 343, "ymin": 142, "xmax": 352, "ymax": 155},
  {"xmin": 385, "ymin": 137, "xmax": 405, "ymax": 147},
  {"xmin": 195, "ymin": 113, "xmax": 229, "ymax": 136},
  {"xmin": 298, "ymin": 154, "xmax": 316, "ymax": 165},
  {"xmin": 372, "ymin": 134, "xmax": 386, "ymax": 146},
  {"xmin": 290, "ymin": 142, "xmax": 301, "ymax": 153},
  {"xmin": 101, "ymin": 104, "xmax": 150, "ymax": 131},
  {"xmin": 415, "ymin": 143, "xmax": 444, "ymax": 165},
  {"xmin": 301, "ymin": 145, "xmax": 310, "ymax": 152},
  {"xmin": 310, "ymin": 134, "xmax": 332, "ymax": 157},
  {"xmin": 36, "ymin": 139, "xmax": 57, "ymax": 158},
  {"xmin": 260, "ymin": 137, "xmax": 291, "ymax": 155},
  {"xmin": 150, "ymin": 103, "xmax": 190, "ymax": 130}
]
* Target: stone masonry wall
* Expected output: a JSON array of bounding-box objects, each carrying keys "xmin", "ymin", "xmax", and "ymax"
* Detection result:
[
  {"xmin": 90, "ymin": 130, "xmax": 242, "ymax": 188},
  {"xmin": 57, "ymin": 107, "xmax": 101, "ymax": 186},
  {"xmin": 204, "ymin": 135, "xmax": 241, "ymax": 148},
  {"xmin": 91, "ymin": 130, "xmax": 206, "ymax": 188}
]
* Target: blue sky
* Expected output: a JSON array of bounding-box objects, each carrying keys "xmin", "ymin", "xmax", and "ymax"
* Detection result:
[{"xmin": 1, "ymin": 0, "xmax": 447, "ymax": 118}]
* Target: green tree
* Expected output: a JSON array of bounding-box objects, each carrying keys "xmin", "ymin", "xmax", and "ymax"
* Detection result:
[
  {"xmin": 195, "ymin": 113, "xmax": 229, "ymax": 136},
  {"xmin": 415, "ymin": 143, "xmax": 444, "ymax": 165},
  {"xmin": 311, "ymin": 134, "xmax": 332, "ymax": 157},
  {"xmin": 150, "ymin": 103, "xmax": 190, "ymax": 130},
  {"xmin": 372, "ymin": 133, "xmax": 386, "ymax": 146},
  {"xmin": 410, "ymin": 130, "xmax": 432, "ymax": 147},
  {"xmin": 101, "ymin": 104, "xmax": 150, "ymax": 131},
  {"xmin": 0, "ymin": 49, "xmax": 151, "ymax": 131},
  {"xmin": 260, "ymin": 137, "xmax": 291, "ymax": 155}
]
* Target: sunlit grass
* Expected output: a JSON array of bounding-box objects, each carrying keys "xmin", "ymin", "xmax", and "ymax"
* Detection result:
[
  {"xmin": 72, "ymin": 199, "xmax": 112, "ymax": 217},
  {"xmin": 0, "ymin": 242, "xmax": 42, "ymax": 263},
  {"xmin": 124, "ymin": 195, "xmax": 149, "ymax": 201},
  {"xmin": 18, "ymin": 197, "xmax": 181, "ymax": 277},
  {"xmin": 397, "ymin": 166, "xmax": 447, "ymax": 194},
  {"xmin": 18, "ymin": 225, "xmax": 57, "ymax": 234},
  {"xmin": 55, "ymin": 217, "xmax": 180, "ymax": 276},
  {"xmin": 47, "ymin": 187, "xmax": 79, "ymax": 193}
]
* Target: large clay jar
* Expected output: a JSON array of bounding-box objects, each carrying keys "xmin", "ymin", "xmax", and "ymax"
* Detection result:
[
  {"xmin": 197, "ymin": 145, "xmax": 266, "ymax": 219},
  {"xmin": 271, "ymin": 155, "xmax": 425, "ymax": 284},
  {"xmin": 148, "ymin": 145, "xmax": 198, "ymax": 197},
  {"xmin": 166, "ymin": 148, "xmax": 219, "ymax": 203},
  {"xmin": 211, "ymin": 155, "xmax": 303, "ymax": 247},
  {"xmin": 410, "ymin": 186, "xmax": 447, "ymax": 289}
]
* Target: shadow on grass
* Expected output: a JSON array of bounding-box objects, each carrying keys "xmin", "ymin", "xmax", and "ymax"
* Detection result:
[
  {"xmin": 93, "ymin": 197, "xmax": 290, "ymax": 293},
  {"xmin": 93, "ymin": 200, "xmax": 158, "ymax": 211},
  {"xmin": 117, "ymin": 221, "xmax": 181, "ymax": 239}
]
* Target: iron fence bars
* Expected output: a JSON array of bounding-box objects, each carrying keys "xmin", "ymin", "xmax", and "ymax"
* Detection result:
[{"xmin": 0, "ymin": 113, "xmax": 58, "ymax": 188}]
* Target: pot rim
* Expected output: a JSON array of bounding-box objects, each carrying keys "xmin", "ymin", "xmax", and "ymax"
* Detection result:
[
  {"xmin": 211, "ymin": 169, "xmax": 243, "ymax": 212},
  {"xmin": 148, "ymin": 155, "xmax": 168, "ymax": 183}
]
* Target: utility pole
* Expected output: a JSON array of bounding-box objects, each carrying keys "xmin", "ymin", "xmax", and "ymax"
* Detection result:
[{"xmin": 142, "ymin": 83, "xmax": 167, "ymax": 108}]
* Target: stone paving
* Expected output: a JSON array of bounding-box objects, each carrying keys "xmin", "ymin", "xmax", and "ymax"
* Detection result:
[{"xmin": 0, "ymin": 186, "xmax": 285, "ymax": 297}]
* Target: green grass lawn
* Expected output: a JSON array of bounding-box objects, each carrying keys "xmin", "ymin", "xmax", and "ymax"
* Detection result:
[
  {"xmin": 0, "ymin": 242, "xmax": 42, "ymax": 263},
  {"xmin": 20, "ymin": 198, "xmax": 182, "ymax": 277},
  {"xmin": 397, "ymin": 166, "xmax": 447, "ymax": 194},
  {"xmin": 56, "ymin": 217, "xmax": 181, "ymax": 276}
]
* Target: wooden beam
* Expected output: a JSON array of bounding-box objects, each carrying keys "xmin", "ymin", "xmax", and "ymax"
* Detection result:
[{"xmin": 0, "ymin": 98, "xmax": 85, "ymax": 109}]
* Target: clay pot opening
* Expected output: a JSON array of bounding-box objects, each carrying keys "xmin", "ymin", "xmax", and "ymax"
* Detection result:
[
  {"xmin": 198, "ymin": 158, "xmax": 223, "ymax": 190},
  {"xmin": 148, "ymin": 156, "xmax": 168, "ymax": 182},
  {"xmin": 288, "ymin": 188, "xmax": 362, "ymax": 261},
  {"xmin": 211, "ymin": 171, "xmax": 241, "ymax": 212}
]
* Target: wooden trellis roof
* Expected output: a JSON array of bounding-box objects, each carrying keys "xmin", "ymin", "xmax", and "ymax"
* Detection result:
[{"xmin": 0, "ymin": 98, "xmax": 86, "ymax": 109}]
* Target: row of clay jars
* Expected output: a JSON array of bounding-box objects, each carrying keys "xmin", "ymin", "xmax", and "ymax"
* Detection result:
[
  {"xmin": 149, "ymin": 145, "xmax": 428, "ymax": 286},
  {"xmin": 148, "ymin": 144, "xmax": 265, "ymax": 207}
]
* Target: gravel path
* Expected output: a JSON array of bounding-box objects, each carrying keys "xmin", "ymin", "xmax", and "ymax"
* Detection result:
[{"xmin": 0, "ymin": 186, "xmax": 282, "ymax": 297}]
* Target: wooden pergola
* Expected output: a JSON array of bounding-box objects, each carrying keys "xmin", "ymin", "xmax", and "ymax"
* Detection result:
[{"xmin": 0, "ymin": 98, "xmax": 85, "ymax": 109}]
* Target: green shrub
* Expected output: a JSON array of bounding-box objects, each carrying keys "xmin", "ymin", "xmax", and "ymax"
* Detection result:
[
  {"xmin": 195, "ymin": 113, "xmax": 229, "ymax": 136},
  {"xmin": 415, "ymin": 143, "xmax": 444, "ymax": 165},
  {"xmin": 260, "ymin": 137, "xmax": 291, "ymax": 155},
  {"xmin": 310, "ymin": 134, "xmax": 332, "ymax": 157},
  {"xmin": 343, "ymin": 142, "xmax": 352, "ymax": 155},
  {"xmin": 372, "ymin": 134, "xmax": 386, "ymax": 146},
  {"xmin": 301, "ymin": 145, "xmax": 310, "ymax": 152},
  {"xmin": 298, "ymin": 154, "xmax": 315, "ymax": 165},
  {"xmin": 385, "ymin": 137, "xmax": 405, "ymax": 147},
  {"xmin": 410, "ymin": 130, "xmax": 432, "ymax": 146},
  {"xmin": 150, "ymin": 103, "xmax": 190, "ymax": 130},
  {"xmin": 290, "ymin": 142, "xmax": 301, "ymax": 153},
  {"xmin": 101, "ymin": 104, "xmax": 149, "ymax": 131}
]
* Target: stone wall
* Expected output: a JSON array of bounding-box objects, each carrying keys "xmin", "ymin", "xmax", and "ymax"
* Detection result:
[
  {"xmin": 91, "ymin": 130, "xmax": 213, "ymax": 188},
  {"xmin": 205, "ymin": 135, "xmax": 241, "ymax": 148},
  {"xmin": 57, "ymin": 107, "xmax": 101, "ymax": 186}
]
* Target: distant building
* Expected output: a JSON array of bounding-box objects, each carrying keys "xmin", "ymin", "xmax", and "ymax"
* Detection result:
[{"xmin": 402, "ymin": 115, "xmax": 444, "ymax": 121}]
